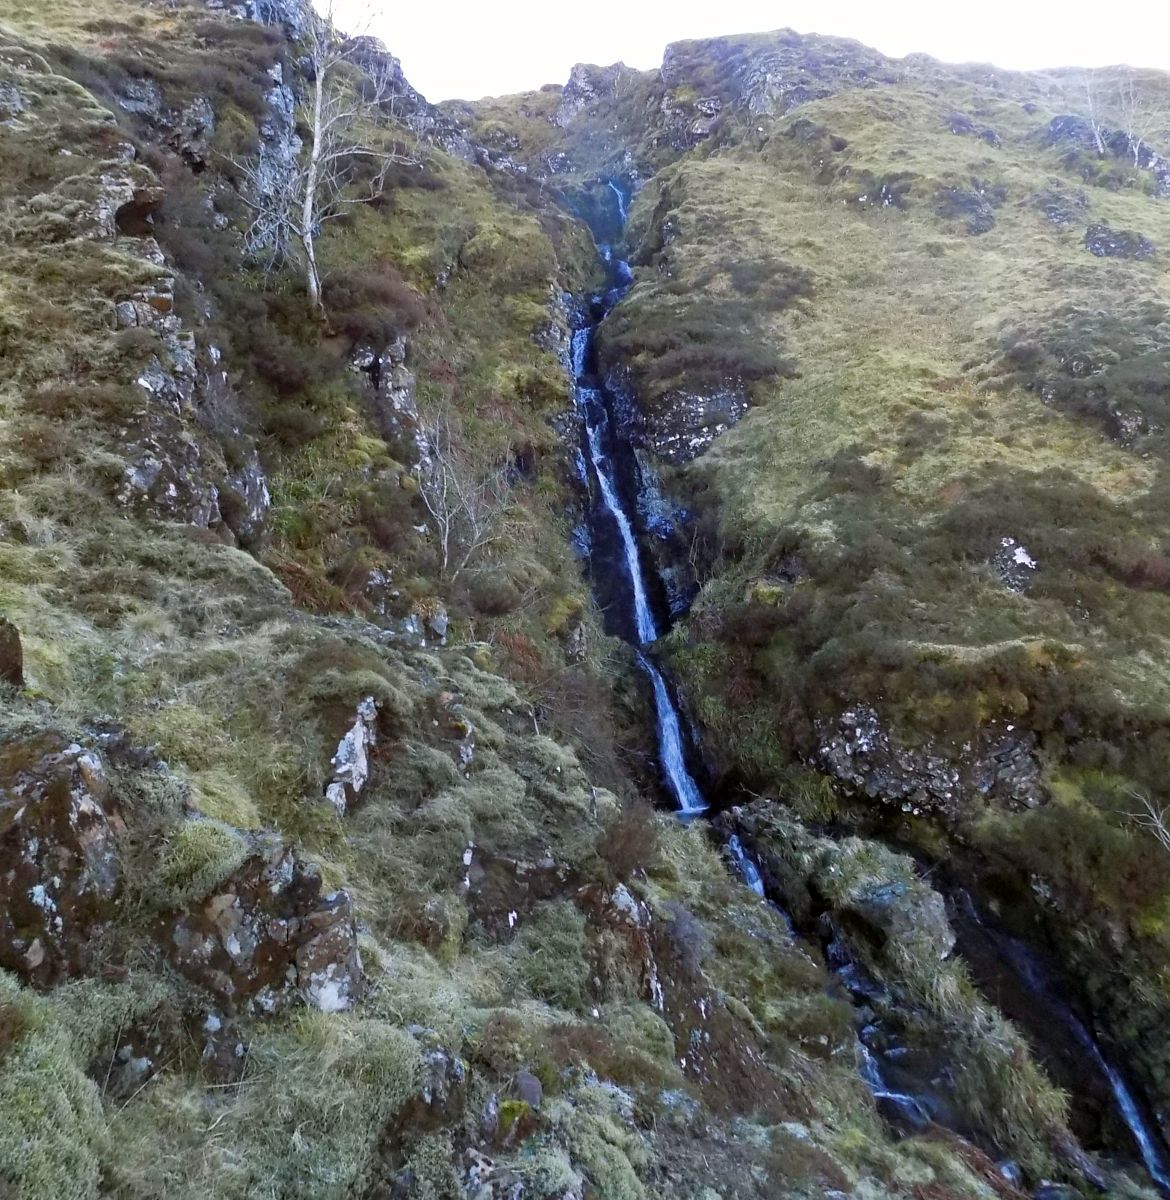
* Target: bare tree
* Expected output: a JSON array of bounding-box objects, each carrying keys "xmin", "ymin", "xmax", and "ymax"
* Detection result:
[
  {"xmin": 1082, "ymin": 72, "xmax": 1109, "ymax": 157},
  {"xmin": 1125, "ymin": 789, "xmax": 1170, "ymax": 854},
  {"xmin": 232, "ymin": 1, "xmax": 418, "ymax": 314},
  {"xmin": 1115, "ymin": 68, "xmax": 1170, "ymax": 169},
  {"xmin": 416, "ymin": 408, "xmax": 513, "ymax": 582}
]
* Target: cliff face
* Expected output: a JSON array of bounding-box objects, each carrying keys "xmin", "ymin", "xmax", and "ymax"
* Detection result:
[{"xmin": 2, "ymin": 3, "xmax": 1170, "ymax": 1198}]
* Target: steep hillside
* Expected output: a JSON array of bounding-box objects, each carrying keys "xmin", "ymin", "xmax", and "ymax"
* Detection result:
[
  {"xmin": 4, "ymin": 3, "xmax": 1170, "ymax": 1199},
  {"xmin": 456, "ymin": 26, "xmax": 1170, "ymax": 1200}
]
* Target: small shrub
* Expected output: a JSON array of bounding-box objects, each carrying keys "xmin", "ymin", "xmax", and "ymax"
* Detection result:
[
  {"xmin": 322, "ymin": 266, "xmax": 427, "ymax": 348},
  {"xmin": 465, "ymin": 571, "xmax": 524, "ymax": 616}
]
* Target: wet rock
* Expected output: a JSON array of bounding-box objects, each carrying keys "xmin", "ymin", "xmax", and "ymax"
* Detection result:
[
  {"xmin": 0, "ymin": 619, "xmax": 23, "ymax": 687},
  {"xmin": 0, "ymin": 732, "xmax": 124, "ymax": 982},
  {"xmin": 165, "ymin": 840, "xmax": 363, "ymax": 1014},
  {"xmin": 817, "ymin": 704, "xmax": 1045, "ymax": 815},
  {"xmin": 324, "ymin": 696, "xmax": 378, "ymax": 816},
  {"xmin": 1084, "ymin": 223, "xmax": 1155, "ymax": 260}
]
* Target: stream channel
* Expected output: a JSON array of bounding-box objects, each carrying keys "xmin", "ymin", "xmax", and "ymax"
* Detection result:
[{"xmin": 568, "ymin": 177, "xmax": 1170, "ymax": 1197}]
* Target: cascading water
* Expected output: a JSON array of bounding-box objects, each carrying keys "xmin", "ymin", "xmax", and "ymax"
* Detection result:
[
  {"xmin": 571, "ymin": 176, "xmax": 1170, "ymax": 1196},
  {"xmin": 571, "ymin": 183, "xmax": 706, "ymax": 815},
  {"xmin": 955, "ymin": 892, "xmax": 1170, "ymax": 1196}
]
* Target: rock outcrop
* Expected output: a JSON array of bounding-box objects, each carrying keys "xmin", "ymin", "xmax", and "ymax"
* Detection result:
[
  {"xmin": 817, "ymin": 705, "xmax": 1046, "ymax": 816},
  {"xmin": 165, "ymin": 839, "xmax": 363, "ymax": 1014},
  {"xmin": 0, "ymin": 733, "xmax": 123, "ymax": 981},
  {"xmin": 1084, "ymin": 222, "xmax": 1156, "ymax": 260}
]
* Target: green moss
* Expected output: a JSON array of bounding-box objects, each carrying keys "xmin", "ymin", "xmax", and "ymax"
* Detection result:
[
  {"xmin": 512, "ymin": 902, "xmax": 589, "ymax": 1012},
  {"xmin": 0, "ymin": 974, "xmax": 106, "ymax": 1200}
]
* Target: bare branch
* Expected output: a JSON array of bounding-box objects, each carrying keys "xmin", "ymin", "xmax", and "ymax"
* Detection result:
[
  {"xmin": 416, "ymin": 407, "xmax": 513, "ymax": 582},
  {"xmin": 1125, "ymin": 789, "xmax": 1170, "ymax": 854},
  {"xmin": 228, "ymin": 0, "xmax": 420, "ymax": 313}
]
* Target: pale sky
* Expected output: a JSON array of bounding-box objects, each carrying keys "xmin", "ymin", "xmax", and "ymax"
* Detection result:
[{"xmin": 334, "ymin": 0, "xmax": 1170, "ymax": 103}]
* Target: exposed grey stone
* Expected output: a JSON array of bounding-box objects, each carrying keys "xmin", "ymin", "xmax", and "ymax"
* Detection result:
[
  {"xmin": 992, "ymin": 536, "xmax": 1038, "ymax": 592},
  {"xmin": 219, "ymin": 450, "xmax": 271, "ymax": 548},
  {"xmin": 1084, "ymin": 222, "xmax": 1156, "ymax": 260},
  {"xmin": 817, "ymin": 705, "xmax": 1045, "ymax": 815},
  {"xmin": 324, "ymin": 696, "xmax": 378, "ymax": 816},
  {"xmin": 166, "ymin": 839, "xmax": 363, "ymax": 1014},
  {"xmin": 0, "ymin": 81, "xmax": 26, "ymax": 121}
]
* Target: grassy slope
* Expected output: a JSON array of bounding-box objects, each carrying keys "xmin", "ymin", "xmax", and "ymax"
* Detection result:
[{"xmin": 0, "ymin": 6, "xmax": 1040, "ymax": 1199}]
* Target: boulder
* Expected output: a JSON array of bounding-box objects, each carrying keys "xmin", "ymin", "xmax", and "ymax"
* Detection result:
[
  {"xmin": 1084, "ymin": 223, "xmax": 1155, "ymax": 260},
  {"xmin": 1033, "ymin": 182, "xmax": 1089, "ymax": 227},
  {"xmin": 164, "ymin": 840, "xmax": 363, "ymax": 1014},
  {"xmin": 846, "ymin": 879, "xmax": 956, "ymax": 961},
  {"xmin": 0, "ymin": 733, "xmax": 123, "ymax": 981},
  {"xmin": 934, "ymin": 181, "xmax": 1006, "ymax": 235}
]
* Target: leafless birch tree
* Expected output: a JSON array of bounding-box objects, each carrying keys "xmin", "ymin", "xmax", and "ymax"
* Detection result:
[
  {"xmin": 1082, "ymin": 72, "xmax": 1109, "ymax": 156},
  {"xmin": 1116, "ymin": 68, "xmax": 1170, "ymax": 168},
  {"xmin": 1127, "ymin": 790, "xmax": 1170, "ymax": 855},
  {"xmin": 233, "ymin": 1, "xmax": 418, "ymax": 314},
  {"xmin": 416, "ymin": 408, "xmax": 513, "ymax": 582}
]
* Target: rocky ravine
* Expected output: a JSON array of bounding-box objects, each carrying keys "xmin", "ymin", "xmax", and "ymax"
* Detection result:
[{"xmin": 3, "ymin": 3, "xmax": 1170, "ymax": 1200}]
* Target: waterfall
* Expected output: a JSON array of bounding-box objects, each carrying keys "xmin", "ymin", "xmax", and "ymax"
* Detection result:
[
  {"xmin": 571, "ymin": 182, "xmax": 706, "ymax": 815},
  {"xmin": 608, "ymin": 179, "xmax": 628, "ymax": 225},
  {"xmin": 579, "ymin": 385, "xmax": 659, "ymax": 645},
  {"xmin": 726, "ymin": 834, "xmax": 765, "ymax": 896},
  {"xmin": 638, "ymin": 653, "xmax": 707, "ymax": 814}
]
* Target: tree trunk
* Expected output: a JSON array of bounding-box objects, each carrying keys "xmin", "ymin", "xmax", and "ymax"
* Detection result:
[{"xmin": 303, "ymin": 58, "xmax": 326, "ymax": 316}]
